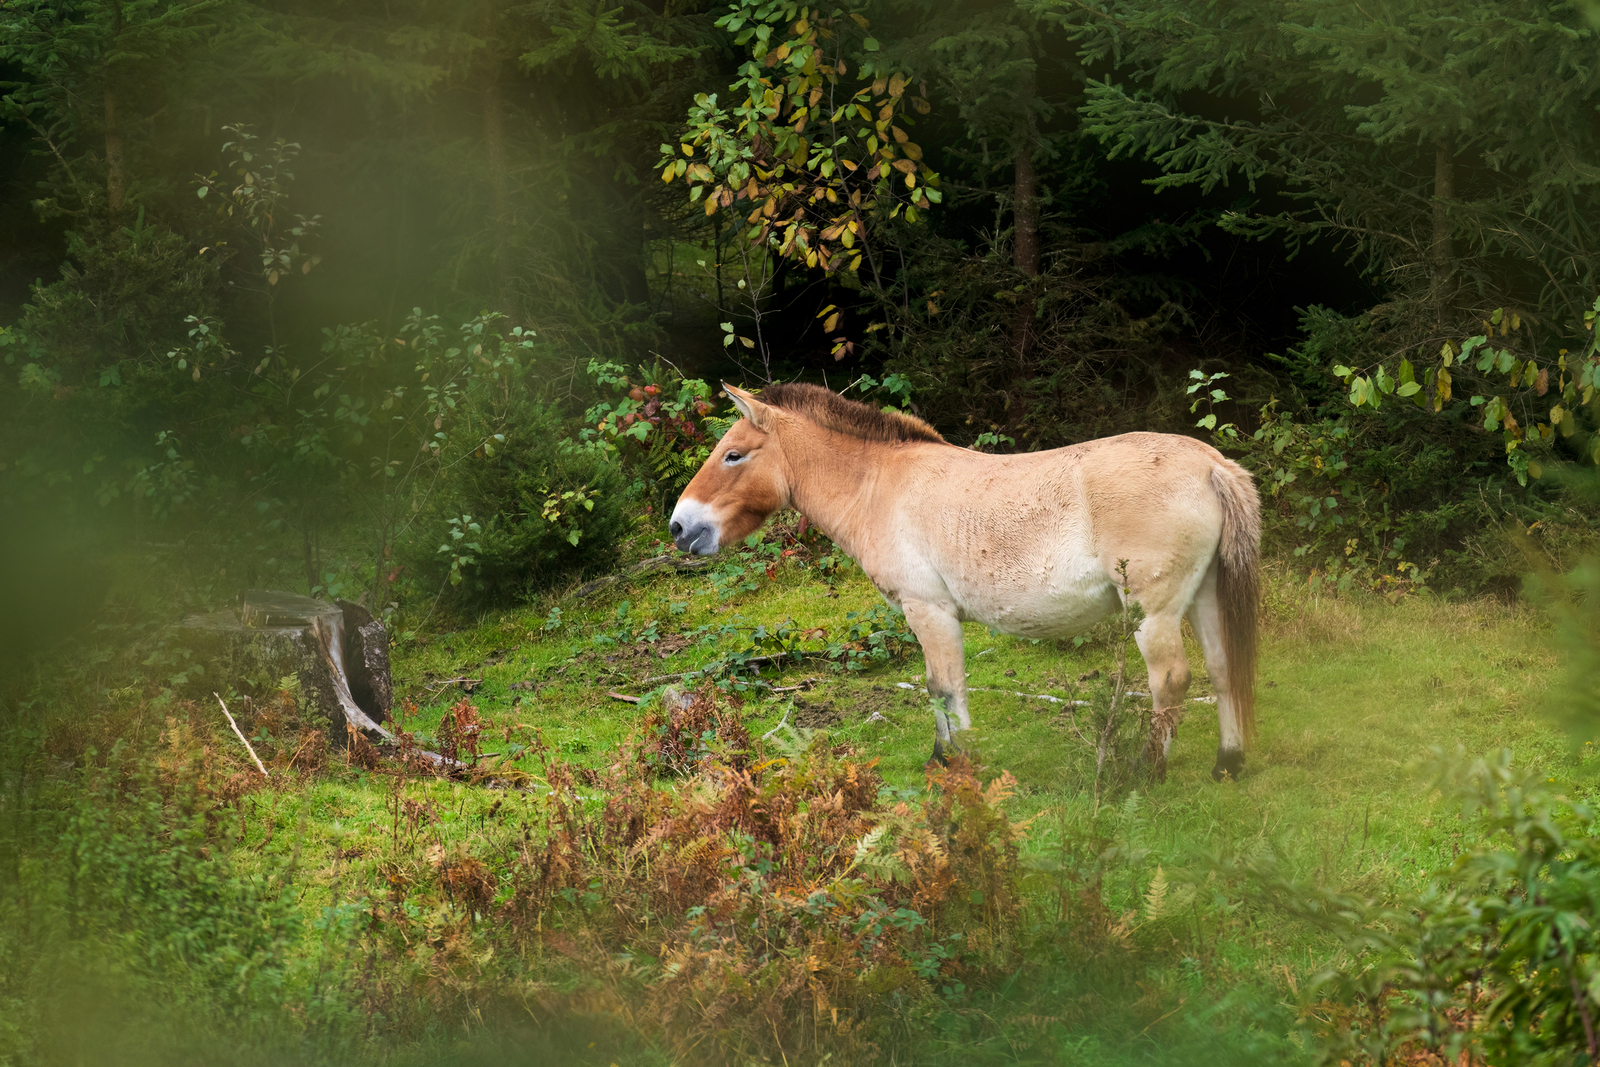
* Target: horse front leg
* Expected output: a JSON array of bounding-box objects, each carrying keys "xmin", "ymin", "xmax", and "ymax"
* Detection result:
[
  {"xmin": 903, "ymin": 600, "xmax": 969, "ymax": 765},
  {"xmin": 1133, "ymin": 612, "xmax": 1192, "ymax": 781}
]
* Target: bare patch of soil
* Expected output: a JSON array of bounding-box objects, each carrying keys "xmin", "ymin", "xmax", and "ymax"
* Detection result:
[{"xmin": 792, "ymin": 697, "xmax": 844, "ymax": 729}]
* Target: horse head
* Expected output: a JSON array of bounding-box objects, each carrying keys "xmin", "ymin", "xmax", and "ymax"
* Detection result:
[{"xmin": 669, "ymin": 384, "xmax": 789, "ymax": 556}]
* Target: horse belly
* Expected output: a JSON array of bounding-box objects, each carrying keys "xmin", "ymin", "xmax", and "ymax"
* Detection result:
[{"xmin": 951, "ymin": 556, "xmax": 1121, "ymax": 640}]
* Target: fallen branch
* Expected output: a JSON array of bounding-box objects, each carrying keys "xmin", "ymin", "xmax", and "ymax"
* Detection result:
[
  {"xmin": 895, "ymin": 681, "xmax": 1091, "ymax": 707},
  {"xmin": 608, "ymin": 691, "xmax": 642, "ymax": 704},
  {"xmin": 891, "ymin": 681, "xmax": 1215, "ymax": 707},
  {"xmin": 639, "ymin": 653, "xmax": 794, "ymax": 687},
  {"xmin": 214, "ymin": 692, "xmax": 269, "ymax": 777},
  {"xmin": 761, "ymin": 704, "xmax": 794, "ymax": 741},
  {"xmin": 573, "ymin": 554, "xmax": 712, "ymax": 598},
  {"xmin": 423, "ymin": 676, "xmax": 481, "ymax": 694}
]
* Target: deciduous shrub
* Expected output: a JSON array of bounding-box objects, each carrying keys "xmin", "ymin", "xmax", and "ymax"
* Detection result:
[{"xmin": 405, "ymin": 401, "xmax": 630, "ymax": 609}]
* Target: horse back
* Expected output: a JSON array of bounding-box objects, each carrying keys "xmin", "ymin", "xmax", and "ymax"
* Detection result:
[{"xmin": 883, "ymin": 432, "xmax": 1240, "ymax": 629}]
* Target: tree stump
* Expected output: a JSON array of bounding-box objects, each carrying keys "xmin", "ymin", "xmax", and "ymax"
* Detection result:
[{"xmin": 178, "ymin": 590, "xmax": 393, "ymax": 736}]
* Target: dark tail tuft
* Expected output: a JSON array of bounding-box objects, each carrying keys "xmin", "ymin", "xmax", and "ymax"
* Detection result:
[{"xmin": 1210, "ymin": 463, "xmax": 1261, "ymax": 742}]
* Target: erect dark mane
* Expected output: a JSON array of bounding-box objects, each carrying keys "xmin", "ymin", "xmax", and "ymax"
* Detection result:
[{"xmin": 757, "ymin": 382, "xmax": 945, "ymax": 444}]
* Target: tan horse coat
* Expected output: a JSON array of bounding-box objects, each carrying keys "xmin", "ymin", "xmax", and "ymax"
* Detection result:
[{"xmin": 670, "ymin": 383, "xmax": 1261, "ymax": 779}]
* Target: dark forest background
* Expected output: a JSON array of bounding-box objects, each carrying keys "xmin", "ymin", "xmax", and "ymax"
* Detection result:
[{"xmin": 4, "ymin": 0, "xmax": 1600, "ymax": 651}]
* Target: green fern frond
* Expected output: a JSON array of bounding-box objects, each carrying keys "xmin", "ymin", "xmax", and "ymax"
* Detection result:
[{"xmin": 1143, "ymin": 864, "xmax": 1169, "ymax": 923}]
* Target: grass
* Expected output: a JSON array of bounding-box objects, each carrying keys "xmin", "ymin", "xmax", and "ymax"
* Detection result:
[{"xmin": 2, "ymin": 524, "xmax": 1586, "ymax": 1065}]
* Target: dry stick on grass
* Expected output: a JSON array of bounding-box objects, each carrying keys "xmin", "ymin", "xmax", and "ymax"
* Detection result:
[
  {"xmin": 571, "ymin": 553, "xmax": 713, "ymax": 598},
  {"xmin": 610, "ymin": 676, "xmax": 817, "ymax": 706},
  {"xmin": 423, "ymin": 676, "xmax": 482, "ymax": 694},
  {"xmin": 638, "ymin": 654, "xmax": 792, "ymax": 687},
  {"xmin": 215, "ymin": 692, "xmax": 269, "ymax": 777}
]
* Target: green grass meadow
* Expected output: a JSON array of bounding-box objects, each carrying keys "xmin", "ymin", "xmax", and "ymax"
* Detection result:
[{"xmin": 2, "ymin": 527, "xmax": 1589, "ymax": 1066}]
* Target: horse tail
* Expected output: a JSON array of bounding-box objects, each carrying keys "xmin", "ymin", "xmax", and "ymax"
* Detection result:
[{"xmin": 1210, "ymin": 462, "xmax": 1261, "ymax": 742}]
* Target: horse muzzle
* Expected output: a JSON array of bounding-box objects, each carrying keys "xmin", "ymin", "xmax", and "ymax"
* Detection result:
[{"xmin": 668, "ymin": 501, "xmax": 720, "ymax": 556}]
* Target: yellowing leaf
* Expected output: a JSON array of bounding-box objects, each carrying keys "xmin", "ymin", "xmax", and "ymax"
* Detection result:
[{"xmin": 824, "ymin": 311, "xmax": 841, "ymax": 332}]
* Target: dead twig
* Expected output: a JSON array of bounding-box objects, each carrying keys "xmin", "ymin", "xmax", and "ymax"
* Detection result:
[
  {"xmin": 761, "ymin": 704, "xmax": 795, "ymax": 741},
  {"xmin": 608, "ymin": 691, "xmax": 642, "ymax": 704},
  {"xmin": 639, "ymin": 653, "xmax": 793, "ymax": 687},
  {"xmin": 423, "ymin": 676, "xmax": 481, "ymax": 694},
  {"xmin": 572, "ymin": 554, "xmax": 713, "ymax": 598},
  {"xmin": 770, "ymin": 677, "xmax": 823, "ymax": 693},
  {"xmin": 892, "ymin": 681, "xmax": 1215, "ymax": 707},
  {"xmin": 214, "ymin": 692, "xmax": 269, "ymax": 777}
]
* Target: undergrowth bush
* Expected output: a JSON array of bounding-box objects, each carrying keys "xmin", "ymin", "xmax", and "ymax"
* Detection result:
[
  {"xmin": 405, "ymin": 401, "xmax": 630, "ymax": 611},
  {"xmin": 1201, "ymin": 304, "xmax": 1600, "ymax": 595},
  {"xmin": 482, "ymin": 696, "xmax": 1026, "ymax": 1063}
]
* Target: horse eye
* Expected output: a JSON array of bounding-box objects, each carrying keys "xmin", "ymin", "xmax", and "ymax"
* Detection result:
[{"xmin": 724, "ymin": 451, "xmax": 744, "ymax": 464}]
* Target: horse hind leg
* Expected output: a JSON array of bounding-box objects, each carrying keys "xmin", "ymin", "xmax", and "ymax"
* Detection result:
[
  {"xmin": 1132, "ymin": 612, "xmax": 1192, "ymax": 781},
  {"xmin": 1186, "ymin": 564, "xmax": 1245, "ymax": 781}
]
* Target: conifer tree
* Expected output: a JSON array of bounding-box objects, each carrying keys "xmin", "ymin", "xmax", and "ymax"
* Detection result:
[{"xmin": 1052, "ymin": 0, "xmax": 1600, "ymax": 331}]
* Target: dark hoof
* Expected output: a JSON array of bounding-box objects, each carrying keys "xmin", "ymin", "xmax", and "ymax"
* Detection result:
[
  {"xmin": 1134, "ymin": 745, "xmax": 1169, "ymax": 783},
  {"xmin": 928, "ymin": 739, "xmax": 950, "ymax": 768},
  {"xmin": 1211, "ymin": 749, "xmax": 1246, "ymax": 782}
]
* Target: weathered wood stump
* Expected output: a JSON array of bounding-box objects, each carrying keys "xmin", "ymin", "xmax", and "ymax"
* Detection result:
[{"xmin": 178, "ymin": 590, "xmax": 393, "ymax": 736}]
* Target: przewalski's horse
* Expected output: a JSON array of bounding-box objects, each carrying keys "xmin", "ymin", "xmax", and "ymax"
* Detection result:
[{"xmin": 669, "ymin": 383, "xmax": 1261, "ymax": 780}]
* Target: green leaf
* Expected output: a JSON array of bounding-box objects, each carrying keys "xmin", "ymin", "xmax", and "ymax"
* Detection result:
[{"xmin": 863, "ymin": 37, "xmax": 880, "ymax": 50}]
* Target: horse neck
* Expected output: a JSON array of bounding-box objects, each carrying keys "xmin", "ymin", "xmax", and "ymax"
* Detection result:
[{"xmin": 777, "ymin": 424, "xmax": 894, "ymax": 558}]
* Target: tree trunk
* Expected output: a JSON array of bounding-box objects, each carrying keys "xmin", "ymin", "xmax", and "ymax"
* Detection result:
[
  {"xmin": 104, "ymin": 0, "xmax": 126, "ymax": 219},
  {"xmin": 1431, "ymin": 139, "xmax": 1455, "ymax": 326},
  {"xmin": 104, "ymin": 88, "xmax": 125, "ymax": 217},
  {"xmin": 481, "ymin": 6, "xmax": 515, "ymax": 326},
  {"xmin": 1010, "ymin": 72, "xmax": 1040, "ymax": 365}
]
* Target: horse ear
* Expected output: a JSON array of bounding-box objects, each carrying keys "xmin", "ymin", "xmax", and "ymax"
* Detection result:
[{"xmin": 723, "ymin": 383, "xmax": 775, "ymax": 432}]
